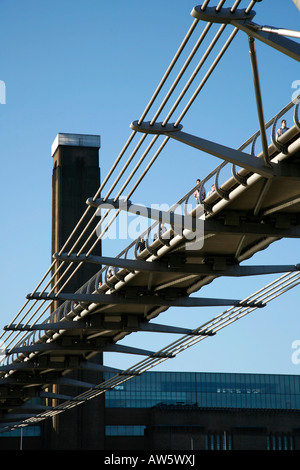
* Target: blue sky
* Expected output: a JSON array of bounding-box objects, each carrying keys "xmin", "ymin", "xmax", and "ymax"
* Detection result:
[{"xmin": 0, "ymin": 0, "xmax": 300, "ymax": 377}]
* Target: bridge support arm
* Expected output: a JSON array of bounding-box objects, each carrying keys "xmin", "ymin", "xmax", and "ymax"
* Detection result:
[
  {"xmin": 53, "ymin": 253, "xmax": 300, "ymax": 277},
  {"xmin": 87, "ymin": 197, "xmax": 192, "ymax": 228},
  {"xmin": 130, "ymin": 121, "xmax": 300, "ymax": 180},
  {"xmin": 27, "ymin": 291, "xmax": 265, "ymax": 308},
  {"xmin": 130, "ymin": 121, "xmax": 273, "ymax": 176},
  {"xmin": 86, "ymin": 195, "xmax": 204, "ymax": 238}
]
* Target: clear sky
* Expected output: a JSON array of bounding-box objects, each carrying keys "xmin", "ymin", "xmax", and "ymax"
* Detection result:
[{"xmin": 0, "ymin": 0, "xmax": 300, "ymax": 377}]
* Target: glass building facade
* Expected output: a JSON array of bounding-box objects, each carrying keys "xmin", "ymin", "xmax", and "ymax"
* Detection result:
[
  {"xmin": 103, "ymin": 371, "xmax": 300, "ymax": 410},
  {"xmin": 1, "ymin": 371, "xmax": 300, "ymax": 449}
]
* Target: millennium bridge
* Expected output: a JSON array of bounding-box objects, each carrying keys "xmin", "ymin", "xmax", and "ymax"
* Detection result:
[{"xmin": 0, "ymin": 0, "xmax": 300, "ymax": 434}]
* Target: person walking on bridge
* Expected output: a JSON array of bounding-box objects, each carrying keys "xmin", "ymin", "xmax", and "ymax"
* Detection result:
[
  {"xmin": 194, "ymin": 178, "xmax": 206, "ymax": 204},
  {"xmin": 276, "ymin": 119, "xmax": 289, "ymax": 140}
]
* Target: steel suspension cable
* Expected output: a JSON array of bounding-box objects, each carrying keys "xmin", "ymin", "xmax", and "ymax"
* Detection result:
[
  {"xmin": 174, "ymin": 27, "xmax": 239, "ymax": 126},
  {"xmin": 0, "ymin": 1, "xmax": 259, "ymax": 355},
  {"xmin": 137, "ymin": 17, "xmax": 200, "ymax": 125},
  {"xmin": 21, "ymin": 5, "xmax": 213, "ymax": 311},
  {"xmin": 43, "ymin": 0, "xmax": 247, "ymax": 282},
  {"xmin": 150, "ymin": 0, "xmax": 236, "ymax": 126},
  {"xmin": 89, "ymin": 0, "xmax": 249, "ymax": 257},
  {"xmin": 150, "ymin": 22, "xmax": 213, "ymax": 125},
  {"xmin": 0, "ymin": 9, "xmax": 201, "ymax": 344},
  {"xmin": 16, "ymin": 13, "xmax": 214, "ymax": 300},
  {"xmin": 78, "ymin": 0, "xmax": 247, "ymax": 255}
]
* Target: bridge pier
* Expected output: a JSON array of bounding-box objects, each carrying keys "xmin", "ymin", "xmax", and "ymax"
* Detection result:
[{"xmin": 46, "ymin": 133, "xmax": 104, "ymax": 450}]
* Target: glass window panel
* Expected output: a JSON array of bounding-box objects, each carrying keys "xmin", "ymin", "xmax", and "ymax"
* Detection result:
[
  {"xmin": 104, "ymin": 371, "xmax": 300, "ymax": 411},
  {"xmin": 105, "ymin": 425, "xmax": 146, "ymax": 436}
]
